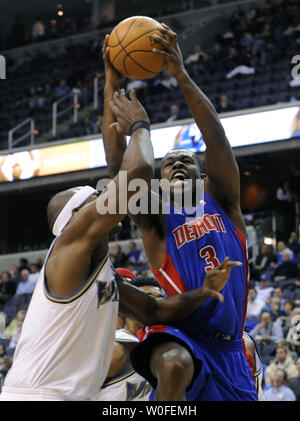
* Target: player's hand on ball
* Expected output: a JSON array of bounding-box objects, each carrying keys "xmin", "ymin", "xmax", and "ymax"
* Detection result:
[
  {"xmin": 201, "ymin": 257, "xmax": 242, "ymax": 302},
  {"xmin": 152, "ymin": 23, "xmax": 185, "ymax": 78},
  {"xmin": 102, "ymin": 34, "xmax": 124, "ymax": 88},
  {"xmin": 109, "ymin": 88, "xmax": 150, "ymax": 135}
]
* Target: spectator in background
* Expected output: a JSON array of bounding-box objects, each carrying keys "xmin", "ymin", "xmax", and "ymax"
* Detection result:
[
  {"xmin": 28, "ymin": 264, "xmax": 40, "ymax": 284},
  {"xmin": 288, "ymin": 358, "xmax": 300, "ymax": 401},
  {"xmin": 278, "ymin": 300, "xmax": 296, "ymax": 336},
  {"xmin": 28, "ymin": 89, "xmax": 46, "ymax": 111},
  {"xmin": 125, "ymin": 242, "xmax": 148, "ymax": 270},
  {"xmin": 251, "ymin": 243, "xmax": 277, "ymax": 281},
  {"xmin": 82, "ymin": 116, "xmax": 94, "ymax": 135},
  {"xmin": 54, "ymin": 79, "xmax": 71, "ymax": 98},
  {"xmin": 34, "ymin": 258, "xmax": 43, "ymax": 270},
  {"xmin": 0, "ymin": 272, "xmax": 17, "ymax": 305},
  {"xmin": 265, "ymin": 345, "xmax": 298, "ymax": 385},
  {"xmin": 225, "ymin": 46, "xmax": 255, "ymax": 79},
  {"xmin": 15, "ymin": 269, "xmax": 36, "ymax": 296},
  {"xmin": 42, "ymin": 83, "xmax": 54, "ymax": 105},
  {"xmin": 92, "ymin": 115, "xmax": 103, "ymax": 134},
  {"xmin": 5, "ymin": 309, "xmax": 26, "ymax": 340},
  {"xmin": 110, "ymin": 244, "xmax": 127, "ymax": 268},
  {"xmin": 7, "ymin": 320, "xmax": 23, "ymax": 354},
  {"xmin": 0, "ymin": 356, "xmax": 12, "ymax": 383},
  {"xmin": 285, "ymin": 307, "xmax": 300, "ymax": 355},
  {"xmin": 166, "ymin": 104, "xmax": 182, "ymax": 122},
  {"xmin": 272, "ymin": 248, "xmax": 298, "ymax": 288},
  {"xmin": 153, "ymin": 69, "xmax": 178, "ymax": 93},
  {"xmin": 216, "ymin": 94, "xmax": 235, "ymax": 113},
  {"xmin": 72, "ymin": 80, "xmax": 91, "ymax": 108},
  {"xmin": 288, "ymin": 231, "xmax": 300, "ymax": 256},
  {"xmin": 126, "ymin": 79, "xmax": 148, "ymax": 102},
  {"xmin": 249, "ymin": 311, "xmax": 283, "ymax": 346},
  {"xmin": 246, "ymin": 287, "xmax": 265, "ymax": 321},
  {"xmin": 256, "ymin": 275, "xmax": 274, "ymax": 302},
  {"xmin": 261, "ymin": 297, "xmax": 286, "ymax": 322},
  {"xmin": 126, "ymin": 242, "xmax": 142, "ymax": 266},
  {"xmin": 264, "ymin": 368, "xmax": 296, "ymax": 401},
  {"xmin": 271, "ymin": 241, "xmax": 296, "ymax": 269},
  {"xmin": 184, "ymin": 44, "xmax": 207, "ymax": 65},
  {"xmin": 31, "ymin": 17, "xmax": 45, "ymax": 42},
  {"xmin": 8, "ymin": 266, "xmax": 20, "ymax": 283},
  {"xmin": 276, "ymin": 179, "xmax": 296, "ymax": 240},
  {"xmin": 18, "ymin": 258, "xmax": 29, "ymax": 273}
]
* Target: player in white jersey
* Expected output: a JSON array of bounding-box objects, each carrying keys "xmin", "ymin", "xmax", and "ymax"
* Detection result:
[
  {"xmin": 243, "ymin": 331, "xmax": 264, "ymax": 401},
  {"xmin": 0, "ymin": 88, "xmax": 240, "ymax": 401},
  {"xmin": 94, "ymin": 276, "xmax": 164, "ymax": 402}
]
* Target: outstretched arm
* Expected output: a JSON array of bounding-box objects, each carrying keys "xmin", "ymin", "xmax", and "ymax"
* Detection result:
[
  {"xmin": 117, "ymin": 257, "xmax": 242, "ymax": 325},
  {"xmin": 102, "ymin": 34, "xmax": 127, "ymax": 178},
  {"xmin": 153, "ymin": 24, "xmax": 243, "ymax": 231},
  {"xmin": 102, "ymin": 37, "xmax": 166, "ymax": 270}
]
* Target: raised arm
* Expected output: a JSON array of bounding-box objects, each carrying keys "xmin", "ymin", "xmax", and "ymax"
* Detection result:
[
  {"xmin": 102, "ymin": 34, "xmax": 127, "ymax": 178},
  {"xmin": 117, "ymin": 257, "xmax": 242, "ymax": 325},
  {"xmin": 102, "ymin": 36, "xmax": 166, "ymax": 268},
  {"xmin": 46, "ymin": 90, "xmax": 154, "ymax": 297},
  {"xmin": 153, "ymin": 25, "xmax": 242, "ymax": 225}
]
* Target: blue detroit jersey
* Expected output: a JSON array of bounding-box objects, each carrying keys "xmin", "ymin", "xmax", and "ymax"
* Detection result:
[{"xmin": 152, "ymin": 191, "xmax": 249, "ymax": 339}]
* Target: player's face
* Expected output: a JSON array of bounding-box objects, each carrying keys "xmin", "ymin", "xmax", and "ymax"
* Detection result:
[
  {"xmin": 161, "ymin": 150, "xmax": 201, "ymax": 184},
  {"xmin": 161, "ymin": 150, "xmax": 202, "ymax": 203}
]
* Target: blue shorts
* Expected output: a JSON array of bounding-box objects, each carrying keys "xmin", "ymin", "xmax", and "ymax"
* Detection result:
[{"xmin": 130, "ymin": 325, "xmax": 258, "ymax": 401}]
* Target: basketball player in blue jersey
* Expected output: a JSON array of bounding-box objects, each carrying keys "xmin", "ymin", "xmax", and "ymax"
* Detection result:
[
  {"xmin": 102, "ymin": 25, "xmax": 258, "ymax": 401},
  {"xmin": 0, "ymin": 86, "xmax": 238, "ymax": 402}
]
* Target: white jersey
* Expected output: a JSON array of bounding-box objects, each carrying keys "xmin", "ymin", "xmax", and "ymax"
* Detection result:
[
  {"xmin": 0, "ymin": 240, "xmax": 119, "ymax": 401},
  {"xmin": 93, "ymin": 329, "xmax": 152, "ymax": 401},
  {"xmin": 243, "ymin": 331, "xmax": 264, "ymax": 400}
]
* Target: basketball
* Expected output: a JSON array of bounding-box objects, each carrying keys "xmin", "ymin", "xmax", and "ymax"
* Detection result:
[{"xmin": 107, "ymin": 16, "xmax": 167, "ymax": 80}]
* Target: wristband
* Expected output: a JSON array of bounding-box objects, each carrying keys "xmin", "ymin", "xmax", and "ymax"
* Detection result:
[{"xmin": 130, "ymin": 120, "xmax": 150, "ymax": 135}]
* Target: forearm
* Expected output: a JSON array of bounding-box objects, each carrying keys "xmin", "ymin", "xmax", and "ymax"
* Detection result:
[
  {"xmin": 176, "ymin": 70, "xmax": 227, "ymax": 147},
  {"xmin": 103, "ymin": 85, "xmax": 127, "ymax": 178},
  {"xmin": 117, "ymin": 279, "xmax": 213, "ymax": 326},
  {"xmin": 120, "ymin": 127, "xmax": 154, "ymax": 183}
]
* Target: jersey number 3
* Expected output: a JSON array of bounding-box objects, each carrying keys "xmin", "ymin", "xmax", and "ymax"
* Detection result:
[{"xmin": 199, "ymin": 246, "xmax": 220, "ymax": 272}]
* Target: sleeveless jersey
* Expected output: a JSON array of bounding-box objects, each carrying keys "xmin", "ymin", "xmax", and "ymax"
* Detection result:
[
  {"xmin": 152, "ymin": 192, "xmax": 249, "ymax": 339},
  {"xmin": 93, "ymin": 329, "xmax": 152, "ymax": 401},
  {"xmin": 1, "ymin": 239, "xmax": 119, "ymax": 401},
  {"xmin": 243, "ymin": 331, "xmax": 263, "ymax": 398}
]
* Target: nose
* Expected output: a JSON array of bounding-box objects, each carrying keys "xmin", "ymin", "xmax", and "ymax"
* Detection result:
[{"xmin": 172, "ymin": 160, "xmax": 184, "ymax": 169}]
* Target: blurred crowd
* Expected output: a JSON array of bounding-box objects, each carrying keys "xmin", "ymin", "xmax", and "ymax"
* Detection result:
[{"xmin": 1, "ymin": 0, "xmax": 300, "ymax": 148}]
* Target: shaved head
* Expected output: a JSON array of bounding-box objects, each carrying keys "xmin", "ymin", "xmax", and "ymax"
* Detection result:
[{"xmin": 47, "ymin": 187, "xmax": 84, "ymax": 233}]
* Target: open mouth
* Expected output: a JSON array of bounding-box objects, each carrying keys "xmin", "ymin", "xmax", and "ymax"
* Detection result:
[{"xmin": 171, "ymin": 171, "xmax": 187, "ymax": 182}]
